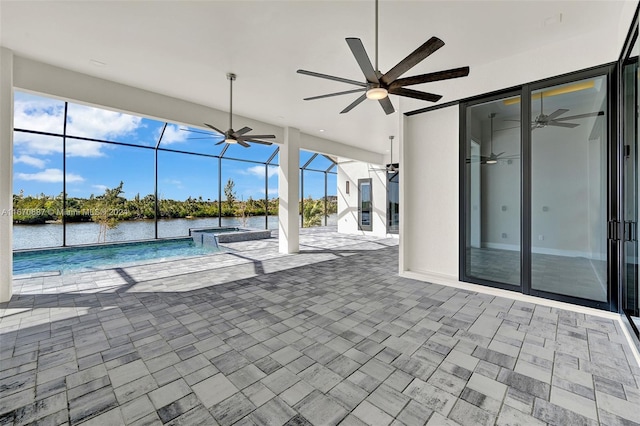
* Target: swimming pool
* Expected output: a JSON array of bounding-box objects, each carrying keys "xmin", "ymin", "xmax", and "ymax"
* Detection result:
[{"xmin": 13, "ymin": 238, "xmax": 223, "ymax": 275}]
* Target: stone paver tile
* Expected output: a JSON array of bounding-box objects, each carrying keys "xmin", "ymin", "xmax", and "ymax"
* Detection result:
[
  {"xmin": 533, "ymin": 398, "xmax": 598, "ymax": 426},
  {"xmin": 114, "ymin": 375, "xmax": 158, "ymax": 405},
  {"xmin": 300, "ymin": 363, "xmax": 342, "ymax": 393},
  {"xmin": 328, "ymin": 379, "xmax": 368, "ymax": 411},
  {"xmin": 261, "ymin": 367, "xmax": 300, "ymax": 395},
  {"xmin": 270, "ymin": 347, "xmax": 303, "ymax": 366},
  {"xmin": 69, "ymin": 386, "xmax": 118, "ymax": 424},
  {"xmin": 120, "ymin": 395, "xmax": 155, "ymax": 424},
  {"xmin": 242, "ymin": 381, "xmax": 276, "ymax": 408},
  {"xmin": 280, "ymin": 380, "xmax": 315, "ymax": 407},
  {"xmin": 165, "ymin": 405, "xmax": 217, "ymax": 425},
  {"xmin": 157, "ymin": 393, "xmax": 200, "ymax": 423},
  {"xmin": 396, "ymin": 399, "xmax": 434, "ymax": 426},
  {"xmin": 465, "ymin": 372, "xmax": 507, "ymax": 402},
  {"xmin": 596, "ymin": 390, "xmax": 640, "ymax": 424},
  {"xmin": 496, "ymin": 404, "xmax": 545, "ymax": 426},
  {"xmin": 426, "ymin": 412, "xmax": 462, "ymax": 426},
  {"xmin": 192, "ymin": 374, "xmax": 238, "ymax": 408},
  {"xmin": 211, "ymin": 392, "xmax": 256, "ymax": 426},
  {"xmin": 250, "ymin": 397, "xmax": 296, "ymax": 425},
  {"xmin": 228, "ymin": 364, "xmax": 267, "ymax": 390},
  {"xmin": 550, "ymin": 386, "xmax": 597, "ymax": 420},
  {"xmin": 76, "ymin": 407, "xmax": 125, "ymax": 426},
  {"xmin": 514, "ymin": 359, "xmax": 551, "ymax": 384},
  {"xmin": 107, "ymin": 359, "xmax": 150, "ymax": 389},
  {"xmin": 497, "ymin": 369, "xmax": 550, "ymax": 400},
  {"xmin": 353, "ymin": 400, "xmax": 394, "ymax": 426},
  {"xmin": 448, "ymin": 398, "xmax": 495, "ymax": 426},
  {"xmin": 294, "ymin": 390, "xmax": 348, "ymax": 426},
  {"xmin": 367, "ymin": 383, "xmax": 410, "ymax": 417},
  {"xmin": 403, "ymin": 378, "xmax": 457, "ymax": 417}
]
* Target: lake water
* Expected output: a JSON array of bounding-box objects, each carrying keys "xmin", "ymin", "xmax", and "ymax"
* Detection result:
[{"xmin": 13, "ymin": 215, "xmax": 337, "ymax": 250}]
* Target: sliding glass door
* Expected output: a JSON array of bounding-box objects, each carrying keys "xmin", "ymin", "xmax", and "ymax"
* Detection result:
[
  {"xmin": 462, "ymin": 93, "xmax": 521, "ymax": 288},
  {"xmin": 622, "ymin": 32, "xmax": 639, "ymax": 331},
  {"xmin": 530, "ymin": 76, "xmax": 608, "ymax": 302},
  {"xmin": 461, "ymin": 66, "xmax": 613, "ymax": 309}
]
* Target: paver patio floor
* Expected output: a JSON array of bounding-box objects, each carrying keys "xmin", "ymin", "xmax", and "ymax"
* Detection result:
[{"xmin": 1, "ymin": 228, "xmax": 639, "ymax": 425}]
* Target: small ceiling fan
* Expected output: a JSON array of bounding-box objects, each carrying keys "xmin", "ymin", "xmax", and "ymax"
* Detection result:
[
  {"xmin": 504, "ymin": 94, "xmax": 605, "ymax": 130},
  {"xmin": 182, "ymin": 73, "xmax": 276, "ymax": 148},
  {"xmin": 531, "ymin": 94, "xmax": 605, "ymax": 129},
  {"xmin": 467, "ymin": 113, "xmax": 519, "ymax": 165},
  {"xmin": 297, "ymin": 0, "xmax": 470, "ymax": 115},
  {"xmin": 369, "ymin": 136, "xmax": 398, "ymax": 171}
]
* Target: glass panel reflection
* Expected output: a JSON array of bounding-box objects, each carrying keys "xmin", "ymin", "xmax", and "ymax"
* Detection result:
[
  {"xmin": 530, "ymin": 75, "xmax": 608, "ymax": 301},
  {"xmin": 465, "ymin": 96, "xmax": 521, "ymax": 286}
]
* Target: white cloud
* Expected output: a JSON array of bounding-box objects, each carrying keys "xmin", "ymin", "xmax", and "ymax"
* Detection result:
[
  {"xmin": 158, "ymin": 124, "xmax": 189, "ymax": 145},
  {"xmin": 16, "ymin": 168, "xmax": 84, "ymax": 183},
  {"xmin": 92, "ymin": 184, "xmax": 108, "ymax": 192},
  {"xmin": 243, "ymin": 165, "xmax": 278, "ymax": 178},
  {"xmin": 14, "ymin": 155, "xmax": 46, "ymax": 169},
  {"xmin": 13, "ymin": 95, "xmax": 143, "ymax": 157}
]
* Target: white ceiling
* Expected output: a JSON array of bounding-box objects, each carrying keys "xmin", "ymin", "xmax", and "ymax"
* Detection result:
[{"xmin": 0, "ymin": 1, "xmax": 636, "ymax": 154}]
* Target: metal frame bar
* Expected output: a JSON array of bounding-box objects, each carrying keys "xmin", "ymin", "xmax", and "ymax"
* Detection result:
[
  {"xmin": 154, "ymin": 123, "xmax": 167, "ymax": 239},
  {"xmin": 62, "ymin": 103, "xmax": 68, "ymax": 246}
]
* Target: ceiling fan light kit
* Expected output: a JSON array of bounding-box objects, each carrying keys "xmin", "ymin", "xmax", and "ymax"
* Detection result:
[
  {"xmin": 366, "ymin": 87, "xmax": 388, "ymax": 100},
  {"xmin": 297, "ymin": 0, "xmax": 470, "ymax": 115}
]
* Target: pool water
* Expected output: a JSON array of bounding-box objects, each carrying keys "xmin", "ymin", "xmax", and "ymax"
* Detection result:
[{"xmin": 13, "ymin": 238, "xmax": 222, "ymax": 275}]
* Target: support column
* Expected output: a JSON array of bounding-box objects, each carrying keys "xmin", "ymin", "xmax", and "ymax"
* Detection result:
[
  {"xmin": 279, "ymin": 127, "xmax": 300, "ymax": 254},
  {"xmin": 0, "ymin": 48, "xmax": 14, "ymax": 303}
]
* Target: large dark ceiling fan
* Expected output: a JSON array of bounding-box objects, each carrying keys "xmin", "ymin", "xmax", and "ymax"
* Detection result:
[
  {"xmin": 297, "ymin": 0, "xmax": 470, "ymax": 115},
  {"xmin": 183, "ymin": 73, "xmax": 275, "ymax": 148}
]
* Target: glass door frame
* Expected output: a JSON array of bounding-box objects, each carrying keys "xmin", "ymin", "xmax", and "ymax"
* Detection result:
[
  {"xmin": 459, "ymin": 89, "xmax": 524, "ymax": 293},
  {"xmin": 460, "ymin": 64, "xmax": 616, "ymax": 310},
  {"xmin": 617, "ymin": 7, "xmax": 640, "ymax": 336}
]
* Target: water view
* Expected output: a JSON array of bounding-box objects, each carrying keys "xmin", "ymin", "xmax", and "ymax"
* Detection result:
[{"xmin": 13, "ymin": 215, "xmax": 337, "ymax": 250}]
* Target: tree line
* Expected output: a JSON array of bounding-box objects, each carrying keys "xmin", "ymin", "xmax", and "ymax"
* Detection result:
[{"xmin": 12, "ymin": 179, "xmax": 338, "ymax": 227}]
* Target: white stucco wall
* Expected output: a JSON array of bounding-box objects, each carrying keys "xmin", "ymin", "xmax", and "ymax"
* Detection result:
[
  {"xmin": 337, "ymin": 159, "xmax": 388, "ymax": 237},
  {"xmin": 401, "ymin": 106, "xmax": 460, "ymax": 280}
]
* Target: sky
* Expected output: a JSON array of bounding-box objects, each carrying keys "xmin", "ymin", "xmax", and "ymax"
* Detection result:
[{"xmin": 13, "ymin": 91, "xmax": 337, "ymax": 201}]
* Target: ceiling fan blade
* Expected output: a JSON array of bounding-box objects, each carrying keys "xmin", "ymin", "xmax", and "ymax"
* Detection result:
[
  {"xmin": 545, "ymin": 108, "xmax": 570, "ymax": 120},
  {"xmin": 389, "ymin": 87, "xmax": 442, "ymax": 102},
  {"xmin": 235, "ymin": 126, "xmax": 252, "ymax": 136},
  {"xmin": 297, "ymin": 69, "xmax": 367, "ymax": 87},
  {"xmin": 345, "ymin": 38, "xmax": 379, "ymax": 83},
  {"xmin": 204, "ymin": 123, "xmax": 225, "ymax": 135},
  {"xmin": 244, "ymin": 139, "xmax": 273, "ymax": 145},
  {"xmin": 495, "ymin": 152, "xmax": 506, "ymax": 158},
  {"xmin": 378, "ymin": 97, "xmax": 395, "ymax": 115},
  {"xmin": 548, "ymin": 121, "xmax": 579, "ymax": 128},
  {"xmin": 381, "ymin": 37, "xmax": 445, "ymax": 86},
  {"xmin": 243, "ymin": 134, "xmax": 275, "ymax": 139},
  {"xmin": 555, "ymin": 111, "xmax": 605, "ymax": 121},
  {"xmin": 340, "ymin": 93, "xmax": 367, "ymax": 114},
  {"xmin": 215, "ymin": 140, "xmax": 226, "ymax": 145},
  {"xmin": 237, "ymin": 140, "xmax": 251, "ymax": 148},
  {"xmin": 389, "ymin": 66, "xmax": 470, "ymax": 89},
  {"xmin": 304, "ymin": 88, "xmax": 367, "ymax": 101}
]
